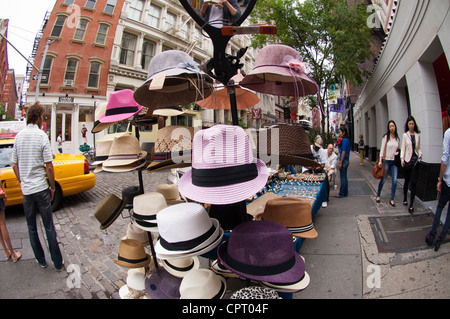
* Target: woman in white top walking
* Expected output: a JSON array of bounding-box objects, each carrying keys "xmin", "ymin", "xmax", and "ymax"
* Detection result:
[{"xmin": 376, "ymin": 120, "xmax": 400, "ymax": 207}]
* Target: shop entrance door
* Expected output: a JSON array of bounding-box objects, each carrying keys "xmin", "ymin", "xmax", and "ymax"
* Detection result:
[{"xmin": 56, "ymin": 111, "xmax": 74, "ymax": 154}]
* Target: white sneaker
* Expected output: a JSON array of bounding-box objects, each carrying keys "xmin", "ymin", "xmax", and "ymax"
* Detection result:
[{"xmin": 322, "ymin": 202, "xmax": 328, "ymax": 208}]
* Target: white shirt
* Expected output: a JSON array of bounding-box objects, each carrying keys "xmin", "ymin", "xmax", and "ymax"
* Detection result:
[
  {"xmin": 310, "ymin": 145, "xmax": 329, "ymax": 166},
  {"xmin": 442, "ymin": 128, "xmax": 450, "ymax": 187},
  {"xmin": 325, "ymin": 152, "xmax": 338, "ymax": 171},
  {"xmin": 12, "ymin": 124, "xmax": 53, "ymax": 195}
]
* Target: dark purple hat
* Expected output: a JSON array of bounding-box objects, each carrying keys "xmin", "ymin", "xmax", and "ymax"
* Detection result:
[
  {"xmin": 217, "ymin": 220, "xmax": 305, "ymax": 283},
  {"xmin": 145, "ymin": 268, "xmax": 182, "ymax": 299}
]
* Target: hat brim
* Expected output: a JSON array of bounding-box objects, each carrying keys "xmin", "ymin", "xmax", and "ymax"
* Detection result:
[
  {"xmin": 261, "ymin": 271, "xmax": 310, "ymax": 293},
  {"xmin": 134, "ymin": 75, "xmax": 214, "ymax": 109},
  {"xmin": 103, "ymin": 152, "xmax": 148, "ymax": 167},
  {"xmin": 97, "ymin": 198, "xmax": 126, "ymax": 230},
  {"xmin": 155, "ymin": 221, "xmax": 224, "ymax": 259},
  {"xmin": 92, "ymin": 120, "xmax": 114, "ymax": 134},
  {"xmin": 161, "ymin": 256, "xmax": 200, "ymax": 278},
  {"xmin": 217, "ymin": 241, "xmax": 306, "ymax": 283},
  {"xmin": 177, "ymin": 159, "xmax": 269, "ymax": 205},
  {"xmin": 292, "ymin": 226, "xmax": 318, "ymax": 239},
  {"xmin": 102, "ymin": 159, "xmax": 147, "ymax": 173},
  {"xmin": 246, "ymin": 193, "xmax": 282, "ymax": 218},
  {"xmin": 240, "ymin": 69, "xmax": 318, "ymax": 97},
  {"xmin": 113, "ymin": 253, "xmax": 151, "ymax": 268},
  {"xmin": 131, "ymin": 214, "xmax": 159, "ymax": 233},
  {"xmin": 99, "ymin": 105, "xmax": 144, "ymax": 124},
  {"xmin": 147, "ymin": 160, "xmax": 192, "ymax": 172}
]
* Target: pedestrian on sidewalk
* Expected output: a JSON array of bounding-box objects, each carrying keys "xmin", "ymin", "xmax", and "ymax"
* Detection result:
[
  {"xmin": 324, "ymin": 143, "xmax": 338, "ymax": 206},
  {"xmin": 12, "ymin": 102, "xmax": 64, "ymax": 271},
  {"xmin": 401, "ymin": 116, "xmax": 422, "ymax": 213},
  {"xmin": 376, "ymin": 120, "xmax": 400, "ymax": 207},
  {"xmin": 425, "ymin": 127, "xmax": 450, "ymax": 252},
  {"xmin": 336, "ymin": 127, "xmax": 350, "ymax": 198},
  {"xmin": 57, "ymin": 132, "xmax": 63, "ymax": 153},
  {"xmin": 0, "ymin": 182, "xmax": 21, "ymax": 263},
  {"xmin": 358, "ymin": 135, "xmax": 365, "ymax": 166}
]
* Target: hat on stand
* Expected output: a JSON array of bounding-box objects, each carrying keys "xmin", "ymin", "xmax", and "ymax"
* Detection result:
[
  {"xmin": 156, "ymin": 184, "xmax": 185, "ymax": 205},
  {"xmin": 130, "ymin": 192, "xmax": 167, "ymax": 232},
  {"xmin": 240, "ymin": 44, "xmax": 319, "ymax": 97},
  {"xmin": 133, "ymin": 50, "xmax": 214, "ymax": 110},
  {"xmin": 178, "ymin": 124, "xmax": 269, "ymax": 205},
  {"xmin": 119, "ymin": 268, "xmax": 148, "ymax": 299},
  {"xmin": 217, "ymin": 220, "xmax": 306, "ymax": 283},
  {"xmin": 258, "ymin": 124, "xmax": 320, "ymax": 168},
  {"xmin": 114, "ymin": 239, "xmax": 151, "ymax": 268},
  {"xmin": 92, "ymin": 102, "xmax": 114, "ymax": 133},
  {"xmin": 145, "ymin": 267, "xmax": 183, "ymax": 299},
  {"xmin": 260, "ymin": 197, "xmax": 318, "ymax": 238},
  {"xmin": 94, "ymin": 193, "xmax": 126, "ymax": 230},
  {"xmin": 99, "ymin": 89, "xmax": 144, "ymax": 123},
  {"xmin": 152, "ymin": 106, "xmax": 185, "ymax": 117},
  {"xmin": 91, "ymin": 139, "xmax": 113, "ymax": 168},
  {"xmin": 102, "ymin": 135, "xmax": 147, "ymax": 172},
  {"xmin": 122, "ymin": 185, "xmax": 143, "ymax": 210},
  {"xmin": 147, "ymin": 126, "xmax": 194, "ymax": 172},
  {"xmin": 154, "ymin": 203, "xmax": 223, "ymax": 259},
  {"xmin": 245, "ymin": 192, "xmax": 282, "ymax": 218},
  {"xmin": 179, "ymin": 269, "xmax": 227, "ymax": 299},
  {"xmin": 123, "ymin": 222, "xmax": 151, "ymax": 247},
  {"xmin": 161, "ymin": 256, "xmax": 200, "ymax": 278}
]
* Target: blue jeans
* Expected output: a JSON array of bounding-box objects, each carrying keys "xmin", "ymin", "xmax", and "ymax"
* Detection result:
[
  {"xmin": 428, "ymin": 181, "xmax": 450, "ymax": 244},
  {"xmin": 339, "ymin": 159, "xmax": 349, "ymax": 197},
  {"xmin": 23, "ymin": 189, "xmax": 63, "ymax": 269},
  {"xmin": 377, "ymin": 160, "xmax": 398, "ymax": 201}
]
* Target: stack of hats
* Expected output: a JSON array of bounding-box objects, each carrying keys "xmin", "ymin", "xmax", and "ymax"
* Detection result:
[
  {"xmin": 130, "ymin": 192, "xmax": 167, "ymax": 233},
  {"xmin": 154, "ymin": 202, "xmax": 224, "ymax": 259},
  {"xmin": 217, "ymin": 220, "xmax": 310, "ymax": 293},
  {"xmin": 119, "ymin": 268, "xmax": 148, "ymax": 299},
  {"xmin": 101, "ymin": 135, "xmax": 147, "ymax": 172},
  {"xmin": 91, "ymin": 139, "xmax": 113, "ymax": 173},
  {"xmin": 147, "ymin": 126, "xmax": 194, "ymax": 172},
  {"xmin": 134, "ymin": 50, "xmax": 214, "ymax": 113},
  {"xmin": 92, "ymin": 89, "xmax": 144, "ymax": 134}
]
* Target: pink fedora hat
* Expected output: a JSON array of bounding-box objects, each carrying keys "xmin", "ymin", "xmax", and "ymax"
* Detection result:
[
  {"xmin": 240, "ymin": 44, "xmax": 319, "ymax": 97},
  {"xmin": 178, "ymin": 125, "xmax": 268, "ymax": 205},
  {"xmin": 99, "ymin": 89, "xmax": 144, "ymax": 123}
]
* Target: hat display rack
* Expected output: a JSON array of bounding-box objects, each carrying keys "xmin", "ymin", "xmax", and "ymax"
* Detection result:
[{"xmin": 92, "ymin": 0, "xmax": 326, "ymax": 299}]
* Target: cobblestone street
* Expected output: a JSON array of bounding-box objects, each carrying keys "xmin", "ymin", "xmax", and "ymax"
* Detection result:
[{"xmin": 53, "ymin": 169, "xmax": 168, "ymax": 299}]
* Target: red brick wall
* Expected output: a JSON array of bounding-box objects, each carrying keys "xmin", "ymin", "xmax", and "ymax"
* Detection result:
[
  {"xmin": 0, "ymin": 21, "xmax": 9, "ymax": 104},
  {"xmin": 2, "ymin": 70, "xmax": 18, "ymax": 117},
  {"xmin": 29, "ymin": 0, "xmax": 124, "ymax": 98}
]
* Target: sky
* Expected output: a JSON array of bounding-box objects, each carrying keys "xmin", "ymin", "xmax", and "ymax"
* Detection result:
[{"xmin": 0, "ymin": 0, "xmax": 57, "ymax": 76}]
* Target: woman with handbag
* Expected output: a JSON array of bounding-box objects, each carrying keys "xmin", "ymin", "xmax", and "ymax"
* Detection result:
[
  {"xmin": 376, "ymin": 120, "xmax": 400, "ymax": 207},
  {"xmin": 401, "ymin": 116, "xmax": 422, "ymax": 213}
]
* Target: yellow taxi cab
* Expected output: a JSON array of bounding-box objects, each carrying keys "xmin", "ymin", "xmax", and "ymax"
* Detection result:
[{"xmin": 0, "ymin": 138, "xmax": 96, "ymax": 211}]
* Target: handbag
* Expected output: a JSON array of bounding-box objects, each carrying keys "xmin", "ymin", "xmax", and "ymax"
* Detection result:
[{"xmin": 373, "ymin": 137, "xmax": 387, "ymax": 179}]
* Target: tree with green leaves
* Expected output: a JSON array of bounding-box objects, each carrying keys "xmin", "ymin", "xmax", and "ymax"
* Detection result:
[{"xmin": 249, "ymin": 0, "xmax": 374, "ymax": 131}]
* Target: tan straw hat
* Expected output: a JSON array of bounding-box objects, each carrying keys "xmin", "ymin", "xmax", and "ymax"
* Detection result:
[
  {"xmin": 156, "ymin": 184, "xmax": 185, "ymax": 205},
  {"xmin": 102, "ymin": 135, "xmax": 147, "ymax": 168},
  {"xmin": 261, "ymin": 197, "xmax": 318, "ymax": 238},
  {"xmin": 114, "ymin": 239, "xmax": 151, "ymax": 268}
]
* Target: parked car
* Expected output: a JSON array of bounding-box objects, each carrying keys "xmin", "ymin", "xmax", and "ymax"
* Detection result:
[{"xmin": 0, "ymin": 138, "xmax": 96, "ymax": 211}]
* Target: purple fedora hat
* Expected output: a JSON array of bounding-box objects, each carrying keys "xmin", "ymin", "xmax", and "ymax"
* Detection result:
[
  {"xmin": 178, "ymin": 125, "xmax": 268, "ymax": 205},
  {"xmin": 217, "ymin": 220, "xmax": 306, "ymax": 283}
]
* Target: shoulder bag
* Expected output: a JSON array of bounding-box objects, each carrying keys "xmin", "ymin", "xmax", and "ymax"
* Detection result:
[{"xmin": 373, "ymin": 137, "xmax": 387, "ymax": 179}]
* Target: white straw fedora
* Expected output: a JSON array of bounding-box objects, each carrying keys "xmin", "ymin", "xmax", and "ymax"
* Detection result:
[
  {"xmin": 161, "ymin": 256, "xmax": 200, "ymax": 278},
  {"xmin": 131, "ymin": 192, "xmax": 167, "ymax": 232},
  {"xmin": 155, "ymin": 203, "xmax": 223, "ymax": 259},
  {"xmin": 179, "ymin": 269, "xmax": 227, "ymax": 299}
]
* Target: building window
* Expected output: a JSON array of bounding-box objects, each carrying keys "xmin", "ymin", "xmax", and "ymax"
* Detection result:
[
  {"xmin": 51, "ymin": 16, "xmax": 66, "ymax": 37},
  {"xmin": 165, "ymin": 11, "xmax": 176, "ymax": 31},
  {"xmin": 41, "ymin": 56, "xmax": 53, "ymax": 84},
  {"xmin": 95, "ymin": 23, "xmax": 109, "ymax": 44},
  {"xmin": 146, "ymin": 4, "xmax": 161, "ymax": 28},
  {"xmin": 129, "ymin": 0, "xmax": 144, "ymax": 21},
  {"xmin": 141, "ymin": 39, "xmax": 156, "ymax": 70},
  {"xmin": 73, "ymin": 19, "xmax": 89, "ymax": 40},
  {"xmin": 64, "ymin": 59, "xmax": 78, "ymax": 86},
  {"xmin": 64, "ymin": 0, "xmax": 75, "ymax": 4},
  {"xmin": 119, "ymin": 33, "xmax": 137, "ymax": 66},
  {"xmin": 180, "ymin": 20, "xmax": 191, "ymax": 41},
  {"xmin": 104, "ymin": 0, "xmax": 116, "ymax": 14},
  {"xmin": 84, "ymin": 0, "xmax": 96, "ymax": 9},
  {"xmin": 88, "ymin": 62, "xmax": 101, "ymax": 88}
]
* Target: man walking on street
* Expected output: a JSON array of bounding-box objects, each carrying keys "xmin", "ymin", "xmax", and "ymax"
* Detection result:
[
  {"xmin": 425, "ymin": 126, "xmax": 450, "ymax": 252},
  {"xmin": 12, "ymin": 102, "xmax": 64, "ymax": 271}
]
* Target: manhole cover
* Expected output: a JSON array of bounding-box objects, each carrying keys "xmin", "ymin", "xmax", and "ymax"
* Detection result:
[{"xmin": 369, "ymin": 213, "xmax": 448, "ymax": 253}]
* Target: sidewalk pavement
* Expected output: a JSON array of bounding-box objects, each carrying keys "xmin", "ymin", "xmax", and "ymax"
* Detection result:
[{"xmin": 1, "ymin": 152, "xmax": 449, "ymax": 299}]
